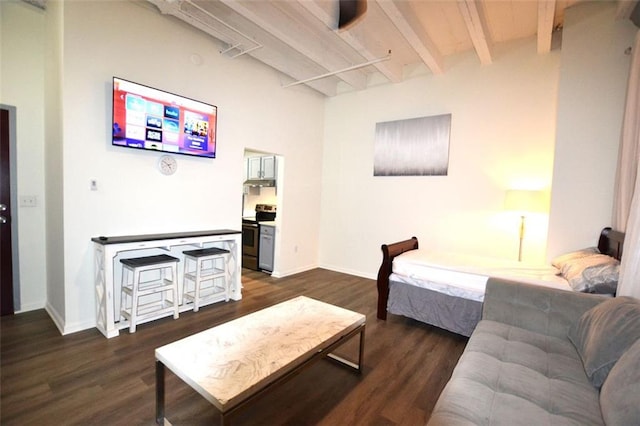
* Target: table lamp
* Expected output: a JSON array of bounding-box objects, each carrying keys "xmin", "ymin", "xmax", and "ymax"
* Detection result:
[{"xmin": 504, "ymin": 189, "xmax": 548, "ymax": 261}]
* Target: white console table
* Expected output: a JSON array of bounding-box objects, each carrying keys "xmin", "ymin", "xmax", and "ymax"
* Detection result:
[{"xmin": 92, "ymin": 229, "xmax": 242, "ymax": 338}]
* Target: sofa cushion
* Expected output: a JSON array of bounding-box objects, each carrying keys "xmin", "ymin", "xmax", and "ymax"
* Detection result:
[
  {"xmin": 567, "ymin": 296, "xmax": 640, "ymax": 388},
  {"xmin": 428, "ymin": 320, "xmax": 603, "ymax": 426},
  {"xmin": 600, "ymin": 338, "xmax": 640, "ymax": 425}
]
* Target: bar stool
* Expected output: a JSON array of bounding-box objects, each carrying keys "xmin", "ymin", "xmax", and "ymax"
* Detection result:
[
  {"xmin": 182, "ymin": 247, "xmax": 230, "ymax": 312},
  {"xmin": 119, "ymin": 254, "xmax": 180, "ymax": 333}
]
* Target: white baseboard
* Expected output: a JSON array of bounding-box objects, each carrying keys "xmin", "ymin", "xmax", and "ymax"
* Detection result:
[
  {"xmin": 271, "ymin": 263, "xmax": 317, "ymax": 278},
  {"xmin": 43, "ymin": 302, "xmax": 96, "ymax": 336},
  {"xmin": 62, "ymin": 319, "xmax": 97, "ymax": 335},
  {"xmin": 318, "ymin": 263, "xmax": 377, "ymax": 280},
  {"xmin": 44, "ymin": 302, "xmax": 65, "ymax": 335},
  {"xmin": 15, "ymin": 300, "xmax": 46, "ymax": 313}
]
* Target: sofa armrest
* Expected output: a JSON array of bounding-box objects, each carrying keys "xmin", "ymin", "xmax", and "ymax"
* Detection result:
[{"xmin": 482, "ymin": 278, "xmax": 608, "ymax": 340}]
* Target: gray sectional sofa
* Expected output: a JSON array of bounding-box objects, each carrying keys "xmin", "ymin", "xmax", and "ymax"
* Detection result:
[{"xmin": 428, "ymin": 278, "xmax": 640, "ymax": 426}]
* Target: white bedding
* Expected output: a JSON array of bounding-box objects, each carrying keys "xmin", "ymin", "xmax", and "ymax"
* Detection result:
[{"xmin": 390, "ymin": 250, "xmax": 571, "ymax": 302}]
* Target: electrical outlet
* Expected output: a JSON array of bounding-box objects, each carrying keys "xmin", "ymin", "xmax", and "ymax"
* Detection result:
[{"xmin": 20, "ymin": 195, "xmax": 37, "ymax": 207}]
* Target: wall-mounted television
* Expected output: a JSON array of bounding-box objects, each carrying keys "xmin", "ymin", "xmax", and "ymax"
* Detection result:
[{"xmin": 112, "ymin": 77, "xmax": 217, "ymax": 158}]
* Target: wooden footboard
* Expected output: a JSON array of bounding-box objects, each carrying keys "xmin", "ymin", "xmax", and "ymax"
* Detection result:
[{"xmin": 376, "ymin": 237, "xmax": 419, "ymax": 320}]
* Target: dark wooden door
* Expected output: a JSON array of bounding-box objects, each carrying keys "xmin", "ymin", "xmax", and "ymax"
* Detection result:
[{"xmin": 1, "ymin": 107, "xmax": 14, "ymax": 315}]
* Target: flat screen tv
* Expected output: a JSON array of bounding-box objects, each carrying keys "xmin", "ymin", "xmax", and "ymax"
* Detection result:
[{"xmin": 112, "ymin": 77, "xmax": 217, "ymax": 158}]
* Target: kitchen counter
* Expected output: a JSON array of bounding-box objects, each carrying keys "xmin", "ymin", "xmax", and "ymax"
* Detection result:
[{"xmin": 91, "ymin": 229, "xmax": 240, "ymax": 245}]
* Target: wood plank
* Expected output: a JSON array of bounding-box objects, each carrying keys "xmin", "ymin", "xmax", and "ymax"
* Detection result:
[
  {"xmin": 0, "ymin": 268, "xmax": 467, "ymax": 425},
  {"xmin": 376, "ymin": 0, "xmax": 444, "ymax": 75},
  {"xmin": 149, "ymin": 0, "xmax": 339, "ymax": 96},
  {"xmin": 457, "ymin": 0, "xmax": 493, "ymax": 65},
  {"xmin": 300, "ymin": 0, "xmax": 405, "ymax": 83},
  {"xmin": 537, "ymin": 0, "xmax": 557, "ymax": 54},
  {"xmin": 220, "ymin": 0, "xmax": 368, "ymax": 90}
]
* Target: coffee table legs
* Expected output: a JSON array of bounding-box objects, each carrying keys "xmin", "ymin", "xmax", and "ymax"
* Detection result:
[
  {"xmin": 155, "ymin": 324, "xmax": 365, "ymax": 425},
  {"xmin": 326, "ymin": 323, "xmax": 365, "ymax": 372},
  {"xmin": 156, "ymin": 361, "xmax": 165, "ymax": 425}
]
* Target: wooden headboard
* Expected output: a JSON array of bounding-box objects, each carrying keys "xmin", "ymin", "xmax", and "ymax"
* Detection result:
[{"xmin": 598, "ymin": 227, "xmax": 625, "ymax": 260}]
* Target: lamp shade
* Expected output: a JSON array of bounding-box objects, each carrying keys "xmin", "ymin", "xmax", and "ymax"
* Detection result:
[{"xmin": 504, "ymin": 190, "xmax": 548, "ymax": 213}]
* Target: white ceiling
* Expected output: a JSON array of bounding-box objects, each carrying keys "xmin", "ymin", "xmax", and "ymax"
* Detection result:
[{"xmin": 28, "ymin": 0, "xmax": 640, "ymax": 96}]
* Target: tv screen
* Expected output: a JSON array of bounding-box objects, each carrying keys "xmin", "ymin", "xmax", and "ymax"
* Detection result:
[{"xmin": 112, "ymin": 77, "xmax": 217, "ymax": 158}]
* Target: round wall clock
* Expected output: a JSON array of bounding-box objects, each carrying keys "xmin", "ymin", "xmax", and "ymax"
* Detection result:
[{"xmin": 158, "ymin": 155, "xmax": 177, "ymax": 175}]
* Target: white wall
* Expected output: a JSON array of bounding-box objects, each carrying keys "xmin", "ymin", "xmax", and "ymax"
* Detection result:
[
  {"xmin": 44, "ymin": 0, "xmax": 65, "ymax": 330},
  {"xmin": 320, "ymin": 37, "xmax": 561, "ymax": 277},
  {"xmin": 4, "ymin": 0, "xmax": 637, "ymax": 334},
  {"xmin": 548, "ymin": 2, "xmax": 638, "ymax": 257},
  {"xmin": 2, "ymin": 2, "xmax": 324, "ymax": 333},
  {"xmin": 0, "ymin": 1, "xmax": 48, "ymax": 312}
]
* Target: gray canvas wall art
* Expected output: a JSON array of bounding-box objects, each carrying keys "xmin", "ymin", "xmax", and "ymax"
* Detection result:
[{"xmin": 374, "ymin": 114, "xmax": 451, "ymax": 176}]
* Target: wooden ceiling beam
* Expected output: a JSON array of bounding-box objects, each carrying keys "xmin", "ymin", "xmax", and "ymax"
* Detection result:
[
  {"xmin": 219, "ymin": 0, "xmax": 367, "ymax": 90},
  {"xmin": 537, "ymin": 0, "xmax": 556, "ymax": 54},
  {"xmin": 376, "ymin": 0, "xmax": 444, "ymax": 75},
  {"xmin": 457, "ymin": 0, "xmax": 492, "ymax": 65},
  {"xmin": 150, "ymin": 0, "xmax": 338, "ymax": 96},
  {"xmin": 335, "ymin": 31, "xmax": 404, "ymax": 83},
  {"xmin": 299, "ymin": 0, "xmax": 404, "ymax": 84}
]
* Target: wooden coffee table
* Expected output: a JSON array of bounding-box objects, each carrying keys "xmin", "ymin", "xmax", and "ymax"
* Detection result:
[{"xmin": 155, "ymin": 296, "xmax": 366, "ymax": 425}]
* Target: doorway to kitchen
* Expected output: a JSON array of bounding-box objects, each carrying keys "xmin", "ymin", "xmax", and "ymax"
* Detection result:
[{"xmin": 242, "ymin": 149, "xmax": 283, "ymax": 275}]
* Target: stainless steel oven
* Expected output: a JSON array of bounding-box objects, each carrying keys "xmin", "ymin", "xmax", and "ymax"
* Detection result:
[
  {"xmin": 242, "ymin": 204, "xmax": 276, "ymax": 271},
  {"xmin": 242, "ymin": 222, "xmax": 260, "ymax": 270}
]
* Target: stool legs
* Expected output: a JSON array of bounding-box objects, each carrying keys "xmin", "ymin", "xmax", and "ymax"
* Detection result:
[
  {"xmin": 130, "ymin": 268, "xmax": 140, "ymax": 333},
  {"xmin": 183, "ymin": 253, "xmax": 228, "ymax": 312},
  {"xmin": 120, "ymin": 266, "xmax": 130, "ymax": 331},
  {"xmin": 120, "ymin": 259, "xmax": 179, "ymax": 333},
  {"xmin": 170, "ymin": 263, "xmax": 179, "ymax": 320},
  {"xmin": 119, "ymin": 250, "xmax": 230, "ymax": 332},
  {"xmin": 159, "ymin": 264, "xmax": 179, "ymax": 320},
  {"xmin": 194, "ymin": 257, "xmax": 202, "ymax": 312}
]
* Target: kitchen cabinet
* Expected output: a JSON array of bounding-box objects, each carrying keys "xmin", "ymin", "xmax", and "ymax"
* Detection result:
[
  {"xmin": 259, "ymin": 224, "xmax": 275, "ymax": 273},
  {"xmin": 247, "ymin": 156, "xmax": 276, "ymax": 180}
]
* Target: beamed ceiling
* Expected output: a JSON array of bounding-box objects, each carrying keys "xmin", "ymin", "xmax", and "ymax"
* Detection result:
[
  {"xmin": 145, "ymin": 0, "xmax": 639, "ymax": 96},
  {"xmin": 25, "ymin": 0, "xmax": 640, "ymax": 96}
]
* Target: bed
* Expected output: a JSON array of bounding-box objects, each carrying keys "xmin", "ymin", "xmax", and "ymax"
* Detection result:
[{"xmin": 376, "ymin": 227, "xmax": 625, "ymax": 336}]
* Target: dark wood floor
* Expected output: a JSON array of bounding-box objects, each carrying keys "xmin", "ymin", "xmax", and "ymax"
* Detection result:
[{"xmin": 0, "ymin": 268, "xmax": 467, "ymax": 425}]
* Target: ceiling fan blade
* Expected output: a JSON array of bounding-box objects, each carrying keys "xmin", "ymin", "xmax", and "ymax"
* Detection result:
[{"xmin": 338, "ymin": 0, "xmax": 367, "ymax": 29}]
